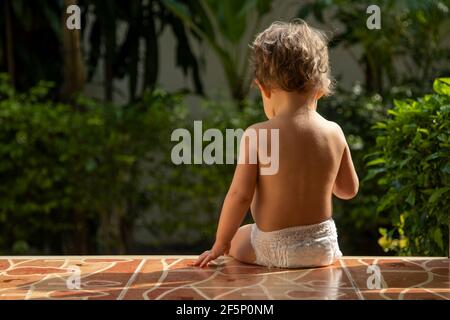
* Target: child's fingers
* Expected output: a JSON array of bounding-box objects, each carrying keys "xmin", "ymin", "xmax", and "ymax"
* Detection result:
[
  {"xmin": 193, "ymin": 254, "xmax": 206, "ymax": 266},
  {"xmin": 193, "ymin": 251, "xmax": 209, "ymax": 266},
  {"xmin": 199, "ymin": 253, "xmax": 213, "ymax": 268}
]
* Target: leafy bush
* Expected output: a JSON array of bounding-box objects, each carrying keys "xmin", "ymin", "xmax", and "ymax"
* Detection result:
[
  {"xmin": 0, "ymin": 74, "xmax": 182, "ymax": 254},
  {"xmin": 366, "ymin": 78, "xmax": 450, "ymax": 256},
  {"xmin": 298, "ymin": 0, "xmax": 450, "ymax": 95},
  {"xmin": 142, "ymin": 97, "xmax": 266, "ymax": 250},
  {"xmin": 0, "ymin": 73, "xmax": 265, "ymax": 254},
  {"xmin": 3, "ymin": 70, "xmax": 447, "ymax": 257},
  {"xmin": 297, "ymin": 0, "xmax": 450, "ymax": 255},
  {"xmin": 319, "ymin": 85, "xmax": 389, "ymax": 255}
]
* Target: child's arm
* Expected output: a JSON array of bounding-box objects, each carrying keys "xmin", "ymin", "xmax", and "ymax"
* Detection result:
[
  {"xmin": 333, "ymin": 126, "xmax": 359, "ymax": 199},
  {"xmin": 194, "ymin": 128, "xmax": 258, "ymax": 267}
]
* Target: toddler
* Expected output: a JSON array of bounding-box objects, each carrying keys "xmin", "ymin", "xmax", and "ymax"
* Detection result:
[{"xmin": 194, "ymin": 20, "xmax": 358, "ymax": 268}]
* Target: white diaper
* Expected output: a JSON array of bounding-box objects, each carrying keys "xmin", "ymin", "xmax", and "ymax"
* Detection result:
[{"xmin": 250, "ymin": 219, "xmax": 342, "ymax": 268}]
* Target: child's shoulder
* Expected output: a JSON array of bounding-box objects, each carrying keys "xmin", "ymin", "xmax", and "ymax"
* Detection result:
[
  {"xmin": 325, "ymin": 120, "xmax": 345, "ymax": 139},
  {"xmin": 244, "ymin": 119, "xmax": 275, "ymax": 133},
  {"xmin": 314, "ymin": 112, "xmax": 345, "ymax": 136},
  {"xmin": 320, "ymin": 119, "xmax": 347, "ymax": 150},
  {"xmin": 245, "ymin": 117, "xmax": 344, "ymax": 141}
]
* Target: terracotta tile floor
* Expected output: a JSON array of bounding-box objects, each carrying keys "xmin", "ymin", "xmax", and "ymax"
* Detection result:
[{"xmin": 0, "ymin": 256, "xmax": 448, "ymax": 300}]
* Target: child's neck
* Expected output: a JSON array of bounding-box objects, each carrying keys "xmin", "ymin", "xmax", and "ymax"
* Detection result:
[{"xmin": 271, "ymin": 89, "xmax": 318, "ymax": 117}]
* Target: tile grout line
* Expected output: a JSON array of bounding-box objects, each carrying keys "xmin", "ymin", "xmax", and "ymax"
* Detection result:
[
  {"xmin": 423, "ymin": 288, "xmax": 450, "ymax": 300},
  {"xmin": 2, "ymin": 257, "xmax": 448, "ymax": 300},
  {"xmin": 339, "ymin": 259, "xmax": 365, "ymax": 300},
  {"xmin": 398, "ymin": 259, "xmax": 435, "ymax": 300},
  {"xmin": 117, "ymin": 258, "xmax": 147, "ymax": 300},
  {"xmin": 155, "ymin": 259, "xmax": 222, "ymax": 300},
  {"xmin": 144, "ymin": 258, "xmax": 182, "ymax": 300},
  {"xmin": 24, "ymin": 258, "xmax": 70, "ymax": 300}
]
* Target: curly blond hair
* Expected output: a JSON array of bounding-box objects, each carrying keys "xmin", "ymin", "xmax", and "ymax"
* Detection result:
[{"xmin": 251, "ymin": 19, "xmax": 333, "ymax": 95}]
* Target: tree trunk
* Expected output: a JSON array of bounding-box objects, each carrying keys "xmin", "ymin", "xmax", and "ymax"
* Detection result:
[{"xmin": 61, "ymin": 0, "xmax": 86, "ymax": 100}]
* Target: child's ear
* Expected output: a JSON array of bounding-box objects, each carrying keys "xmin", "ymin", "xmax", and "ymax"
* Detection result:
[{"xmin": 255, "ymin": 79, "xmax": 271, "ymax": 99}]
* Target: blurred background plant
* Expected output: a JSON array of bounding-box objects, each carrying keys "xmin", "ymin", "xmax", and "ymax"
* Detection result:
[
  {"xmin": 0, "ymin": 74, "xmax": 183, "ymax": 254},
  {"xmin": 297, "ymin": 0, "xmax": 450, "ymax": 95},
  {"xmin": 297, "ymin": 0, "xmax": 449, "ymax": 255},
  {"xmin": 0, "ymin": 0, "xmax": 448, "ymax": 255},
  {"xmin": 365, "ymin": 78, "xmax": 449, "ymax": 256},
  {"xmin": 162, "ymin": 0, "xmax": 272, "ymax": 102}
]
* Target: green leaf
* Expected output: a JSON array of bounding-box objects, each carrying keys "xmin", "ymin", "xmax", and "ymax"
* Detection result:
[
  {"xmin": 433, "ymin": 228, "xmax": 444, "ymax": 250},
  {"xmin": 362, "ymin": 167, "xmax": 385, "ymax": 182},
  {"xmin": 363, "ymin": 151, "xmax": 382, "ymax": 160},
  {"xmin": 441, "ymin": 163, "xmax": 450, "ymax": 174},
  {"xmin": 428, "ymin": 187, "xmax": 450, "ymax": 203},
  {"xmin": 433, "ymin": 78, "xmax": 450, "ymax": 95},
  {"xmin": 85, "ymin": 158, "xmax": 97, "ymax": 172},
  {"xmin": 387, "ymin": 109, "xmax": 399, "ymax": 116},
  {"xmin": 377, "ymin": 193, "xmax": 396, "ymax": 213},
  {"xmin": 405, "ymin": 192, "xmax": 415, "ymax": 206},
  {"xmin": 417, "ymin": 128, "xmax": 429, "ymax": 135},
  {"xmin": 393, "ymin": 99, "xmax": 411, "ymax": 109},
  {"xmin": 161, "ymin": 0, "xmax": 192, "ymax": 25},
  {"xmin": 372, "ymin": 122, "xmax": 387, "ymax": 130},
  {"xmin": 366, "ymin": 158, "xmax": 385, "ymax": 166},
  {"xmin": 425, "ymin": 151, "xmax": 449, "ymax": 161}
]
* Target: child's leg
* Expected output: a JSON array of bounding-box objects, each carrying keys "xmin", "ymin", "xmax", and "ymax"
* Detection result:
[{"xmin": 228, "ymin": 224, "xmax": 257, "ymax": 265}]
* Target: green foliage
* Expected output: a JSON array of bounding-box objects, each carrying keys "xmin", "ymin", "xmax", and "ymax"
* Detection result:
[
  {"xmin": 162, "ymin": 0, "xmax": 273, "ymax": 101},
  {"xmin": 144, "ymin": 97, "xmax": 266, "ymax": 249},
  {"xmin": 298, "ymin": 0, "xmax": 450, "ymax": 255},
  {"xmin": 2, "ymin": 1, "xmax": 448, "ymax": 257},
  {"xmin": 0, "ymin": 74, "xmax": 182, "ymax": 254},
  {"xmin": 0, "ymin": 0, "xmax": 63, "ymax": 90},
  {"xmin": 0, "ymin": 72, "xmax": 266, "ymax": 254},
  {"xmin": 80, "ymin": 0, "xmax": 206, "ymax": 101},
  {"xmin": 366, "ymin": 77, "xmax": 450, "ymax": 256},
  {"xmin": 298, "ymin": 0, "xmax": 450, "ymax": 94},
  {"xmin": 0, "ymin": 0, "xmax": 206, "ymax": 100},
  {"xmin": 318, "ymin": 85, "xmax": 389, "ymax": 254}
]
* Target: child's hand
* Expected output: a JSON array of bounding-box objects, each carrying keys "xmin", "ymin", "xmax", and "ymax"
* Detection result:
[{"xmin": 193, "ymin": 242, "xmax": 230, "ymax": 268}]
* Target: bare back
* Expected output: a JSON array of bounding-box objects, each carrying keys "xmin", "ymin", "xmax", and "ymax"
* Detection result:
[{"xmin": 251, "ymin": 111, "xmax": 345, "ymax": 231}]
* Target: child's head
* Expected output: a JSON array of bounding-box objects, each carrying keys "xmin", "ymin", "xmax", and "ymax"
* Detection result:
[{"xmin": 251, "ymin": 20, "xmax": 332, "ymax": 111}]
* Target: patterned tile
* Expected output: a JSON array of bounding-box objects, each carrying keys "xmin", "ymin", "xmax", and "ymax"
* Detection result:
[
  {"xmin": 342, "ymin": 257, "xmax": 450, "ymax": 300},
  {"xmin": 0, "ymin": 256, "xmax": 448, "ymax": 300}
]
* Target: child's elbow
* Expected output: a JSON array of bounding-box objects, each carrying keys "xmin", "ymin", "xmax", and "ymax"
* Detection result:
[
  {"xmin": 333, "ymin": 181, "xmax": 359, "ymax": 200},
  {"xmin": 335, "ymin": 189, "xmax": 358, "ymax": 200}
]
